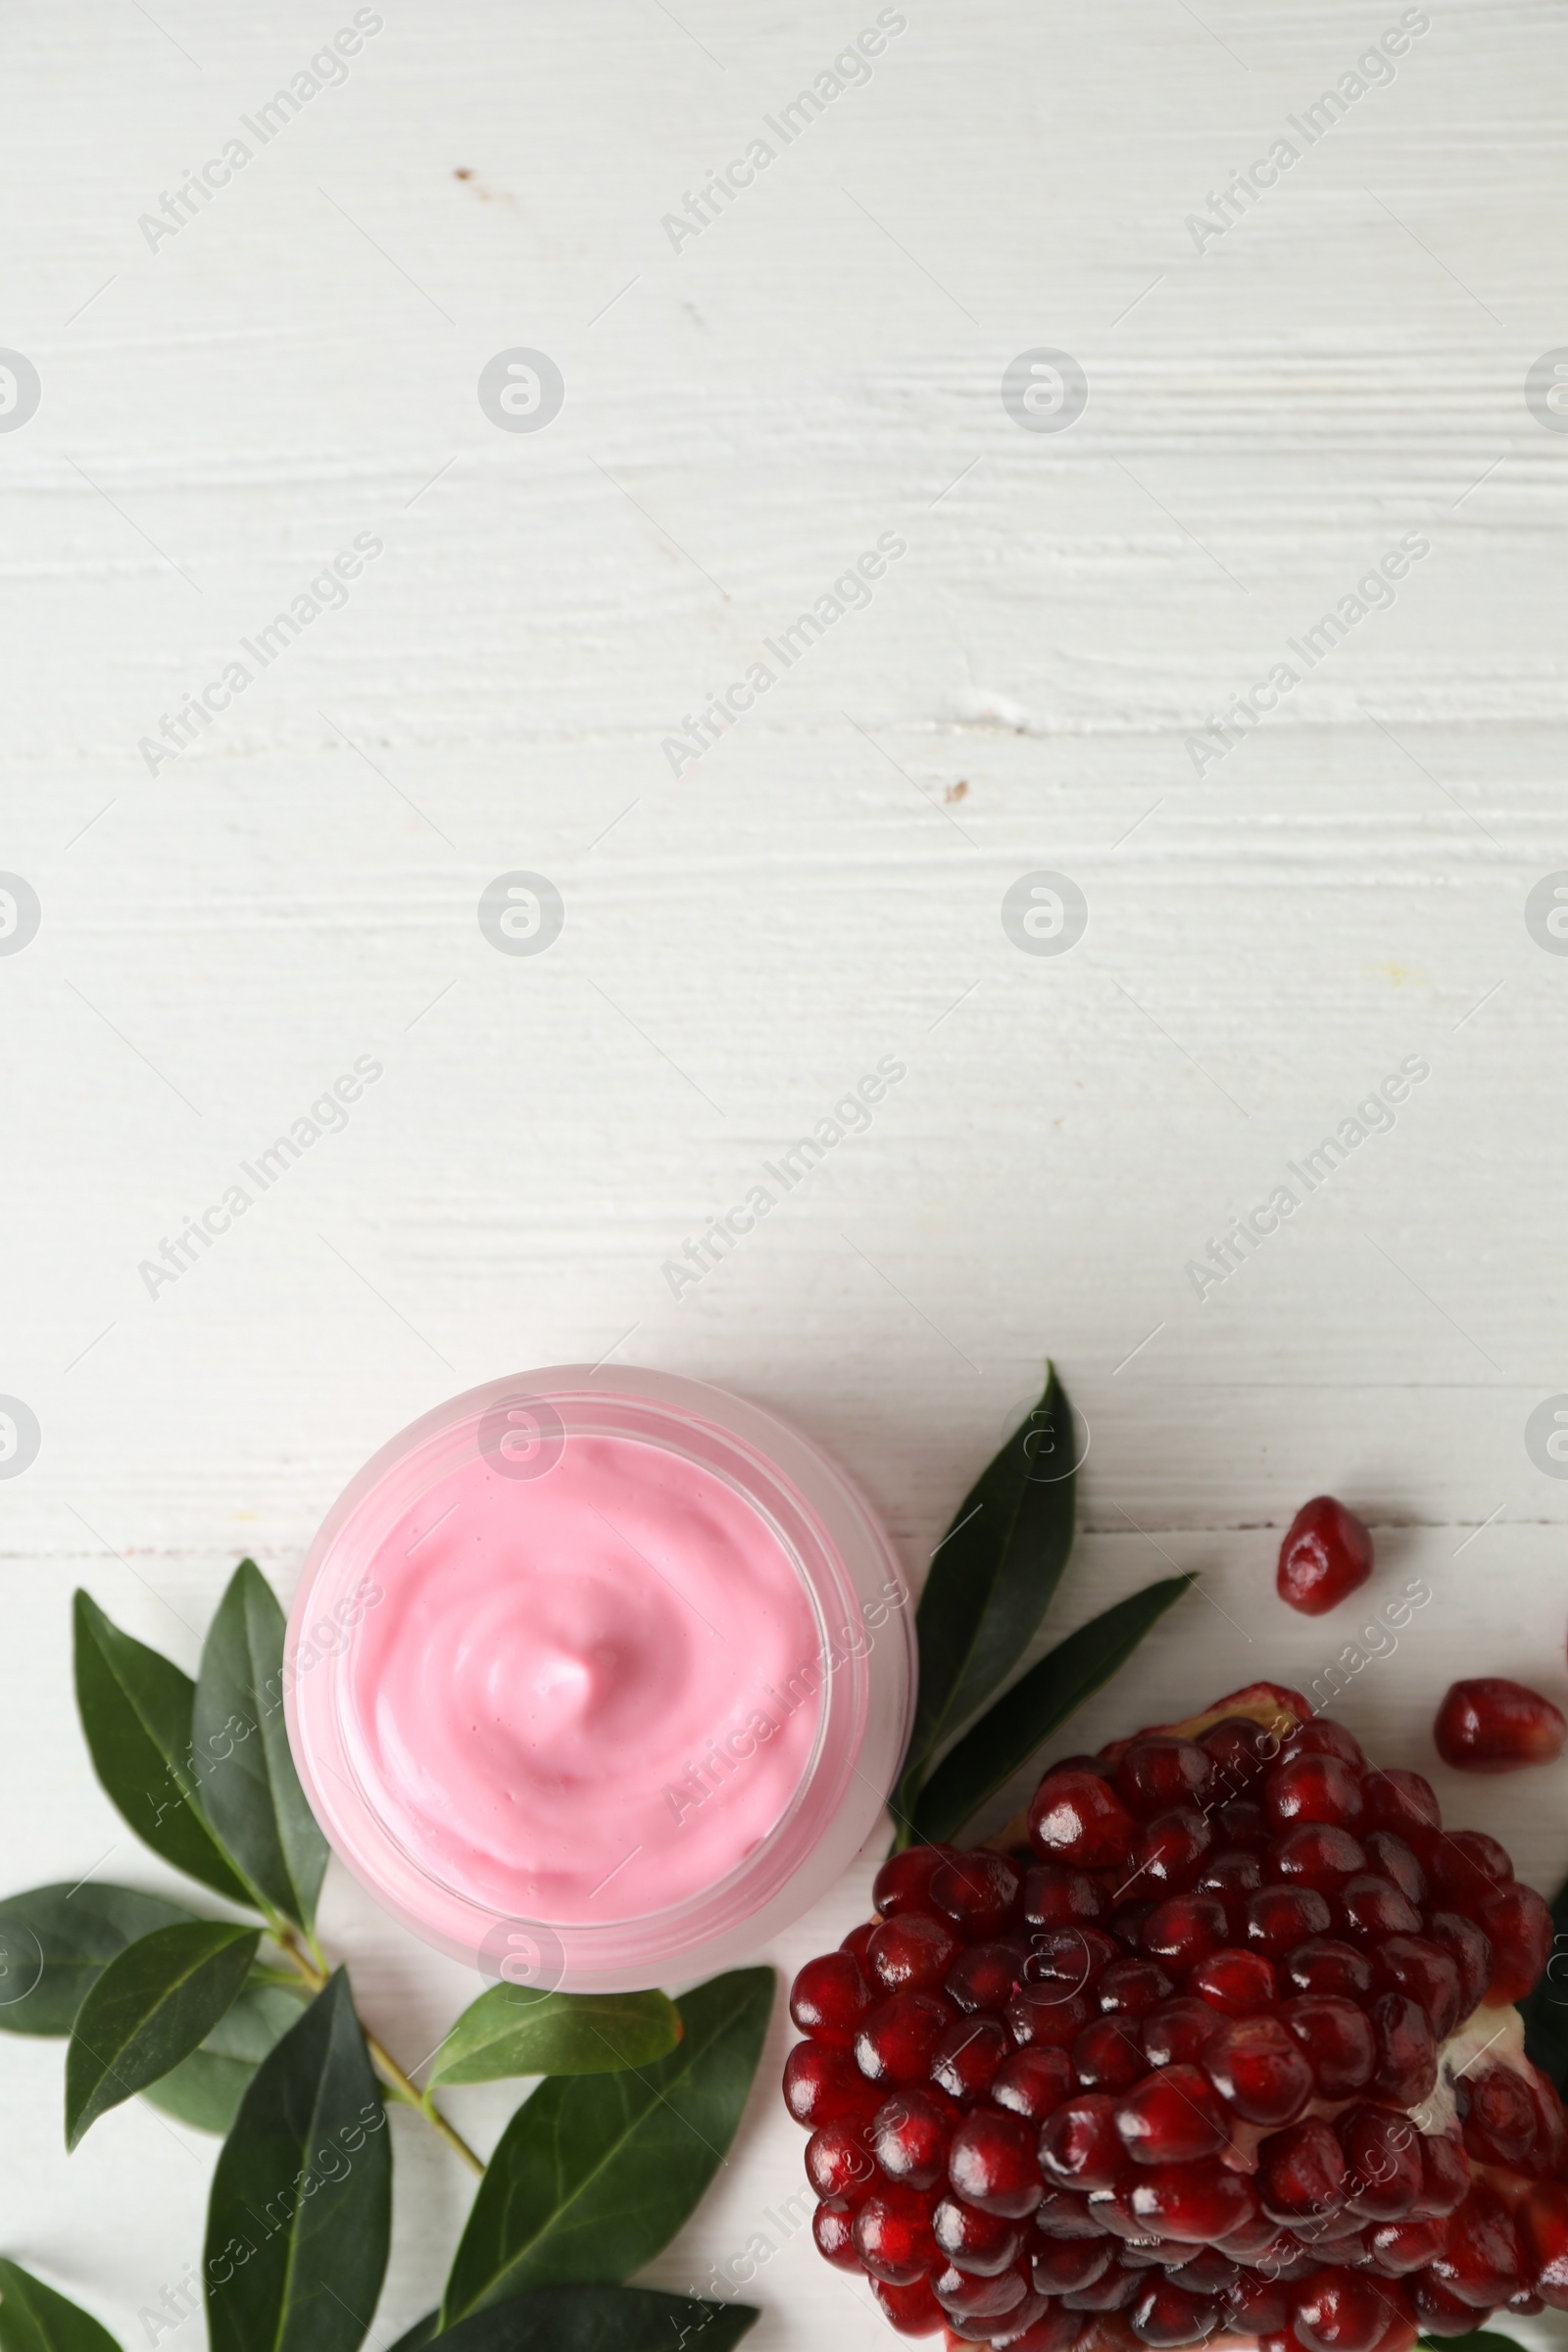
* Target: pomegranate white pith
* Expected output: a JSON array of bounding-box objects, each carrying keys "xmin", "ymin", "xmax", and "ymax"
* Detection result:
[{"xmin": 784, "ymin": 1683, "xmax": 1566, "ymax": 2351}]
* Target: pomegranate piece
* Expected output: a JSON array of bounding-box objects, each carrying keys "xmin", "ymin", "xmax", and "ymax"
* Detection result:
[
  {"xmin": 1029, "ymin": 1770, "xmax": 1137, "ymax": 1867},
  {"xmin": 1277, "ymin": 1495, "xmax": 1374, "ymax": 1615},
  {"xmin": 1434, "ymin": 1677, "xmax": 1567, "ymax": 1773}
]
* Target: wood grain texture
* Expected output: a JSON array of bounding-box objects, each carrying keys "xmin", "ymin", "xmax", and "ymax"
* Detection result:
[{"xmin": 2, "ymin": 0, "xmax": 1566, "ymax": 2344}]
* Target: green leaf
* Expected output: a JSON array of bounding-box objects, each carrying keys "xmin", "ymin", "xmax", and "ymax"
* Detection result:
[
  {"xmin": 430, "ymin": 2287, "xmax": 758, "ymax": 2352},
  {"xmin": 909, "ymin": 1576, "xmax": 1198, "ymax": 1845},
  {"xmin": 205, "ymin": 1969, "xmax": 391, "ymax": 2352},
  {"xmin": 1516, "ymin": 1875, "xmax": 1568, "ymax": 2088},
  {"xmin": 1416, "ymin": 2335, "xmax": 1524, "ymax": 2352},
  {"xmin": 66, "ymin": 1920, "xmax": 259, "ymax": 2147},
  {"xmin": 443, "ymin": 1968, "xmax": 773, "ymax": 2321},
  {"xmin": 385, "ymin": 2322, "xmax": 438, "ymax": 2352},
  {"xmin": 0, "ymin": 1883, "xmax": 196, "ymax": 2035},
  {"xmin": 73, "ymin": 1592, "xmax": 254, "ymax": 1907},
  {"xmin": 426, "ymin": 1987, "xmax": 681, "ymax": 2088},
  {"xmin": 893, "ymin": 1363, "xmax": 1078, "ymax": 1833},
  {"xmin": 193, "ymin": 1561, "xmax": 328, "ymax": 1931},
  {"xmin": 142, "ymin": 1978, "xmax": 308, "ymax": 2133},
  {"xmin": 0, "ymin": 2262, "xmax": 122, "ymax": 2352}
]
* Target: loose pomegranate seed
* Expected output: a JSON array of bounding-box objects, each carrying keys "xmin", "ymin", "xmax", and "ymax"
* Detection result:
[
  {"xmin": 854, "ymin": 2181, "xmax": 939, "ymax": 2282},
  {"xmin": 1097, "ymin": 1958, "xmax": 1176, "ymax": 2017},
  {"xmin": 1202, "ymin": 2014, "xmax": 1313, "ymax": 2125},
  {"xmin": 868, "ymin": 1911, "xmax": 964, "ymax": 1994},
  {"xmin": 1127, "ymin": 2157, "xmax": 1259, "ymax": 2243},
  {"xmin": 1140, "ymin": 1894, "xmax": 1227, "ymax": 1968},
  {"xmin": 1141, "ymin": 1997, "xmax": 1220, "ymax": 2069},
  {"xmin": 1115, "ymin": 1737, "xmax": 1215, "ymax": 1819},
  {"xmin": 1271, "ymin": 1828, "xmax": 1368, "ymax": 1893},
  {"xmin": 1283, "ymin": 1936, "xmax": 1374, "ymax": 1999},
  {"xmin": 946, "ymin": 1939, "xmax": 1029, "ymax": 2016},
  {"xmin": 1024, "ymin": 1862, "xmax": 1109, "ymax": 1929},
  {"xmin": 1030, "ymin": 1770, "xmax": 1138, "ymax": 1866},
  {"xmin": 1114, "ymin": 2063, "xmax": 1228, "ymax": 2165},
  {"xmin": 1426, "ymin": 1829, "xmax": 1511, "ymax": 1908},
  {"xmin": 1128, "ymin": 2275, "xmax": 1220, "ymax": 2346},
  {"xmin": 785, "ymin": 2038, "xmax": 878, "ymax": 2126},
  {"xmin": 1372, "ymin": 1936, "xmax": 1461, "ymax": 2039},
  {"xmin": 1276, "ymin": 1495, "xmax": 1374, "ymax": 1616},
  {"xmin": 1476, "ymin": 1879, "xmax": 1552, "ymax": 2003},
  {"xmin": 1369, "ymin": 1993, "xmax": 1437, "ymax": 2106},
  {"xmin": 1361, "ymin": 1831, "xmax": 1426, "ymax": 1903},
  {"xmin": 1425, "ymin": 2184, "xmax": 1524, "ymax": 2309},
  {"xmin": 1128, "ymin": 1807, "xmax": 1212, "ymax": 1893},
  {"xmin": 1074, "ymin": 2017, "xmax": 1150, "ymax": 2090},
  {"xmin": 949, "ymin": 2110, "xmax": 1045, "ymax": 2219},
  {"xmin": 931, "ymin": 1851, "xmax": 1025, "ymax": 1938},
  {"xmin": 1031, "ymin": 2236, "xmax": 1113, "ymax": 2292},
  {"xmin": 1265, "ymin": 1753, "xmax": 1366, "ymax": 1831},
  {"xmin": 1361, "ymin": 1767, "xmax": 1441, "ymax": 1837},
  {"xmin": 1189, "ymin": 1946, "xmax": 1278, "ymax": 2016},
  {"xmin": 791, "ymin": 1949, "xmax": 874, "ymax": 2043},
  {"xmin": 1424, "ymin": 1911, "xmax": 1493, "ymax": 2014},
  {"xmin": 991, "ymin": 2045, "xmax": 1074, "ymax": 2123},
  {"xmin": 1518, "ymin": 2179, "xmax": 1568, "ymax": 2308},
  {"xmin": 1435, "ymin": 1677, "xmax": 1568, "ymax": 1773},
  {"xmin": 855, "ymin": 1990, "xmax": 958, "ymax": 2084},
  {"xmin": 1257, "ymin": 2117, "xmax": 1348, "ymax": 2223},
  {"xmin": 1039, "ymin": 2092, "xmax": 1125, "ymax": 2191},
  {"xmin": 933, "ymin": 2193, "xmax": 1023, "ymax": 2276},
  {"xmin": 1279, "ymin": 1994, "xmax": 1375, "ymax": 2096},
  {"xmin": 1460, "ymin": 2059, "xmax": 1540, "ymax": 2168},
  {"xmin": 1336, "ymin": 1875, "xmax": 1421, "ymax": 1940},
  {"xmin": 1340, "ymin": 2104, "xmax": 1423, "ymax": 2220},
  {"xmin": 872, "ymin": 1842, "xmax": 959, "ymax": 1917},
  {"xmin": 869, "ymin": 2273, "xmax": 945, "ymax": 2335},
  {"xmin": 1247, "ymin": 1884, "xmax": 1336, "ymax": 1951},
  {"xmin": 807, "ymin": 2115, "xmax": 878, "ymax": 2198},
  {"xmin": 1291, "ymin": 2264, "xmax": 1391, "ymax": 2352},
  {"xmin": 812, "ymin": 2195, "xmax": 861, "ymax": 2269},
  {"xmin": 930, "ymin": 2014, "xmax": 1008, "ymax": 2102},
  {"xmin": 872, "ymin": 2088, "xmax": 956, "ymax": 2189}
]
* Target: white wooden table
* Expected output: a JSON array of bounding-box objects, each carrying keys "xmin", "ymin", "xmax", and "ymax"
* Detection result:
[{"xmin": 4, "ymin": 1, "xmax": 1568, "ymax": 2343}]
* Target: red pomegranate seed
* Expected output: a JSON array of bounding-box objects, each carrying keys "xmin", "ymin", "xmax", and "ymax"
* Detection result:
[
  {"xmin": 1128, "ymin": 2276, "xmax": 1220, "ymax": 2346},
  {"xmin": 1291, "ymin": 2264, "xmax": 1391, "ymax": 2352},
  {"xmin": 1028, "ymin": 1925, "xmax": 1120, "ymax": 1988},
  {"xmin": 1097, "ymin": 1958, "xmax": 1176, "ymax": 2017},
  {"xmin": 930, "ymin": 1850, "xmax": 1025, "ymax": 1938},
  {"xmin": 791, "ymin": 1949, "xmax": 874, "ymax": 2043},
  {"xmin": 1257, "ymin": 2117, "xmax": 1348, "ymax": 2223},
  {"xmin": 785, "ymin": 2038, "xmax": 878, "ymax": 2126},
  {"xmin": 930, "ymin": 2014, "xmax": 1008, "ymax": 2103},
  {"xmin": 1024, "ymin": 1862, "xmax": 1110, "ymax": 1929},
  {"xmin": 1283, "ymin": 1720, "xmax": 1368, "ymax": 1768},
  {"xmin": 1031, "ymin": 2236, "xmax": 1113, "ymax": 2292},
  {"xmin": 1030, "ymin": 1770, "xmax": 1138, "ymax": 1867},
  {"xmin": 1214, "ymin": 1796, "xmax": 1270, "ymax": 1850},
  {"xmin": 995, "ymin": 2310, "xmax": 1084, "ymax": 2352},
  {"xmin": 1278, "ymin": 1994, "xmax": 1375, "ymax": 2096},
  {"xmin": 1276, "ymin": 1496, "xmax": 1374, "ymax": 1616},
  {"xmin": 1409, "ymin": 2130, "xmax": 1470, "ymax": 2220},
  {"xmin": 1283, "ymin": 1936, "xmax": 1374, "ymax": 1999},
  {"xmin": 1477, "ymin": 1880, "xmax": 1552, "ymax": 2003},
  {"xmin": 1126, "ymin": 2157, "xmax": 1259, "ymax": 2243},
  {"xmin": 869, "ymin": 2273, "xmax": 946, "ymax": 2335},
  {"xmin": 1200, "ymin": 1714, "xmax": 1273, "ymax": 1785},
  {"xmin": 1128, "ymin": 1807, "xmax": 1212, "ymax": 1893},
  {"xmin": 1460, "ymin": 2060, "xmax": 1540, "ymax": 2168},
  {"xmin": 1039, "ymin": 2092, "xmax": 1125, "ymax": 2191},
  {"xmin": 1409, "ymin": 2273, "xmax": 1487, "ymax": 2337},
  {"xmin": 946, "ymin": 1939, "xmax": 1029, "ymax": 2016},
  {"xmin": 854, "ymin": 2181, "xmax": 939, "ymax": 2282},
  {"xmin": 1435, "ymin": 1678, "xmax": 1567, "ymax": 1773},
  {"xmin": 1340, "ymin": 2104, "xmax": 1423, "ymax": 2220},
  {"xmin": 1115, "ymin": 1738, "xmax": 1215, "ymax": 1819},
  {"xmin": 1196, "ymin": 1848, "xmax": 1264, "ymax": 1904},
  {"xmin": 1424, "ymin": 1911, "xmax": 1493, "ymax": 2014},
  {"xmin": 1140, "ymin": 1894, "xmax": 1227, "ymax": 1968},
  {"xmin": 1202, "ymin": 2014, "xmax": 1313, "ymax": 2125},
  {"xmin": 840, "ymin": 1918, "xmax": 878, "ymax": 1971},
  {"xmin": 1362, "ymin": 1767, "xmax": 1441, "ymax": 1836},
  {"xmin": 1141, "ymin": 1997, "xmax": 1220, "ymax": 2069},
  {"xmin": 1247, "ymin": 1884, "xmax": 1336, "ymax": 1951},
  {"xmin": 1108, "ymin": 1900, "xmax": 1159, "ymax": 1951},
  {"xmin": 871, "ymin": 2088, "xmax": 956, "ymax": 2189},
  {"xmin": 1426, "ymin": 1829, "xmax": 1511, "ymax": 1907},
  {"xmin": 991, "ymin": 2045, "xmax": 1074, "ymax": 2122},
  {"xmin": 1074, "ymin": 2017, "xmax": 1150, "ymax": 2091},
  {"xmin": 1369, "ymin": 1992, "xmax": 1437, "ymax": 2106},
  {"xmin": 1034, "ymin": 2186, "xmax": 1110, "ymax": 2238},
  {"xmin": 1361, "ymin": 1831, "xmax": 1426, "ymax": 1903},
  {"xmin": 1227, "ymin": 2274, "xmax": 1291, "ymax": 2334},
  {"xmin": 1114, "ymin": 2063, "xmax": 1228, "ymax": 2165},
  {"xmin": 1062, "ymin": 2260, "xmax": 1139, "ymax": 2311},
  {"xmin": 807, "ymin": 2115, "xmax": 878, "ymax": 2199},
  {"xmin": 1189, "ymin": 1946, "xmax": 1278, "ymax": 2016},
  {"xmin": 933, "ymin": 2255, "xmax": 1031, "ymax": 2322},
  {"xmin": 1336, "ymin": 1875, "xmax": 1421, "ymax": 1940},
  {"xmin": 933, "ymin": 2193, "xmax": 1023, "ymax": 2276},
  {"xmin": 1364, "ymin": 2217, "xmax": 1444, "ymax": 2275},
  {"xmin": 812, "ymin": 2195, "xmax": 861, "ymax": 2269},
  {"xmin": 872, "ymin": 1842, "xmax": 959, "ymax": 1916},
  {"xmin": 1518, "ymin": 2178, "xmax": 1568, "ymax": 2309},
  {"xmin": 1425, "ymin": 2184, "xmax": 1524, "ymax": 2309},
  {"xmin": 1270, "ymin": 1827, "xmax": 1368, "ymax": 1893},
  {"xmin": 1007, "ymin": 1985, "xmax": 1095, "ymax": 2049},
  {"xmin": 949, "ymin": 2109, "xmax": 1044, "ymax": 2219},
  {"xmin": 1265, "ymin": 1753, "xmax": 1366, "ymax": 1831},
  {"xmin": 868, "ymin": 1911, "xmax": 964, "ymax": 1994},
  {"xmin": 855, "ymin": 1990, "xmax": 958, "ymax": 2084},
  {"xmin": 1372, "ymin": 1936, "xmax": 1461, "ymax": 2039}
]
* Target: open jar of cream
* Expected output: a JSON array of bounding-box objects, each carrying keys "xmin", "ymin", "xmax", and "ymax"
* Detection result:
[{"xmin": 285, "ymin": 1366, "xmax": 913, "ymax": 1990}]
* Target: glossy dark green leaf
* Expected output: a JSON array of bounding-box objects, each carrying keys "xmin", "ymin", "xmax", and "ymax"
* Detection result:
[
  {"xmin": 443, "ymin": 1968, "xmax": 773, "ymax": 2321},
  {"xmin": 205, "ymin": 1969, "xmax": 390, "ymax": 2352},
  {"xmin": 193, "ymin": 1561, "xmax": 328, "ymax": 1931},
  {"xmin": 0, "ymin": 2262, "xmax": 122, "ymax": 2352},
  {"xmin": 426, "ymin": 1987, "xmax": 681, "ymax": 2088},
  {"xmin": 892, "ymin": 1365, "xmax": 1078, "ymax": 1834},
  {"xmin": 73, "ymin": 1592, "xmax": 253, "ymax": 1906},
  {"xmin": 66, "ymin": 1920, "xmax": 259, "ymax": 2147},
  {"xmin": 432, "ymin": 2287, "xmax": 758, "ymax": 2352},
  {"xmin": 1516, "ymin": 1875, "xmax": 1568, "ymax": 2088},
  {"xmin": 1416, "ymin": 2334, "xmax": 1523, "ymax": 2352},
  {"xmin": 909, "ymin": 1575, "xmax": 1197, "ymax": 1845},
  {"xmin": 385, "ymin": 2320, "xmax": 437, "ymax": 2352},
  {"xmin": 0, "ymin": 1883, "xmax": 195, "ymax": 2036},
  {"xmin": 142, "ymin": 1978, "xmax": 308, "ymax": 2133}
]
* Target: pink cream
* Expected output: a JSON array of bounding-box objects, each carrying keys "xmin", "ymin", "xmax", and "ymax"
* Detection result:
[{"xmin": 340, "ymin": 1431, "xmax": 823, "ymax": 1924}]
